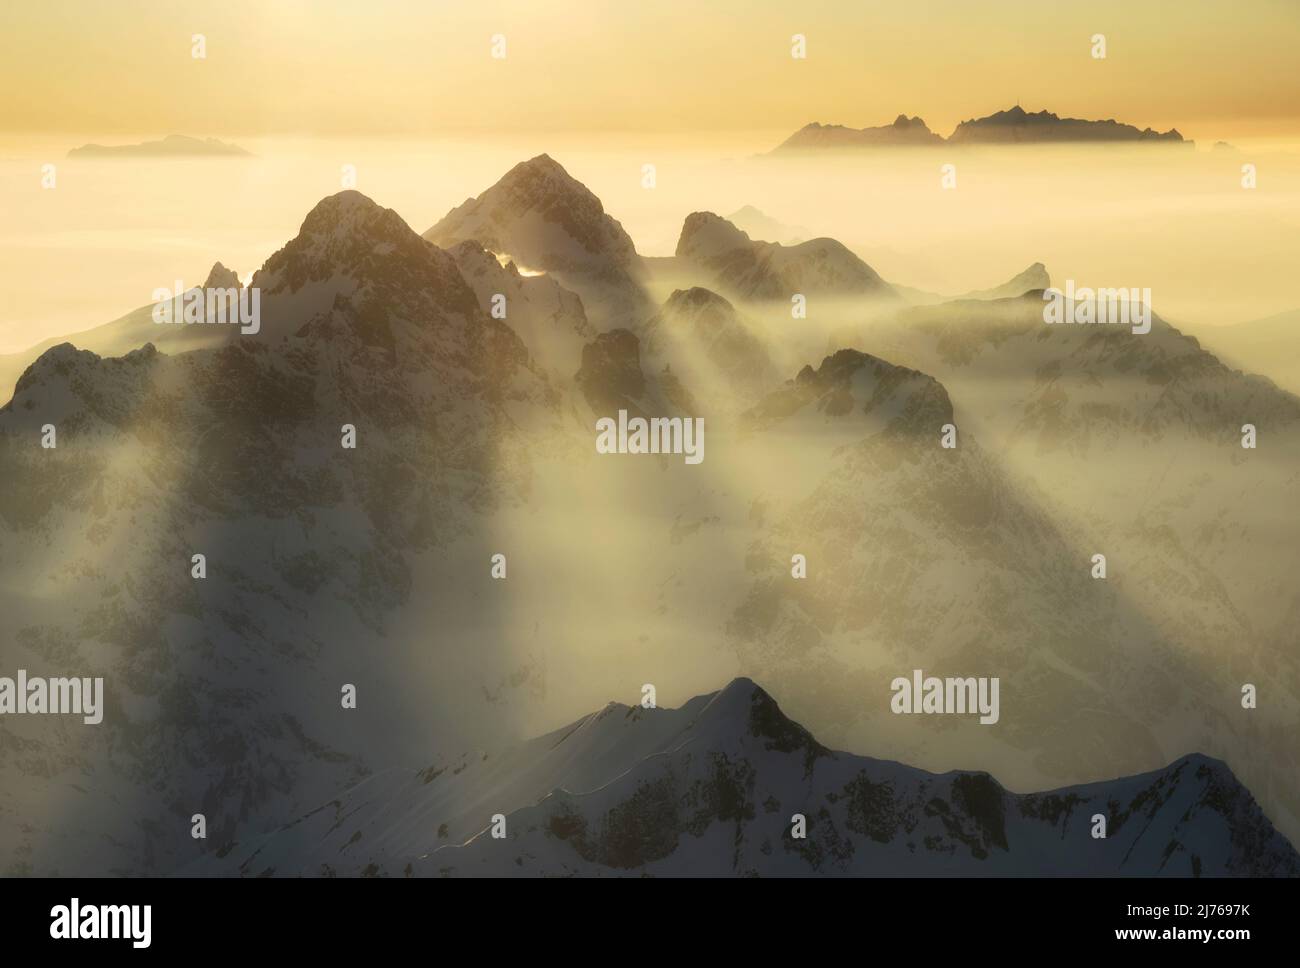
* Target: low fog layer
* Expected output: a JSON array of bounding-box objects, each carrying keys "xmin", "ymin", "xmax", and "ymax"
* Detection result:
[{"xmin": 1, "ymin": 147, "xmax": 1297, "ymax": 875}]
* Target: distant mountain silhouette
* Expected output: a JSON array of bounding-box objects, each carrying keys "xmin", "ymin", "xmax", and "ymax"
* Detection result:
[
  {"xmin": 948, "ymin": 105, "xmax": 1187, "ymax": 144},
  {"xmin": 68, "ymin": 134, "xmax": 252, "ymax": 158},
  {"xmin": 774, "ymin": 115, "xmax": 943, "ymax": 151},
  {"xmin": 772, "ymin": 106, "xmax": 1190, "ymax": 149}
]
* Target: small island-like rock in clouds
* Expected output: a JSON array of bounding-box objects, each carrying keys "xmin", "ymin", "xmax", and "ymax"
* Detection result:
[{"xmin": 68, "ymin": 134, "xmax": 252, "ymax": 158}]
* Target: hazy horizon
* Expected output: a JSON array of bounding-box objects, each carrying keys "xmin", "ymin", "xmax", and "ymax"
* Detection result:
[
  {"xmin": 5, "ymin": 0, "xmax": 1300, "ymax": 137},
  {"xmin": 6, "ymin": 0, "xmax": 1300, "ymax": 356},
  {"xmin": 4, "ymin": 132, "xmax": 1299, "ymax": 357}
]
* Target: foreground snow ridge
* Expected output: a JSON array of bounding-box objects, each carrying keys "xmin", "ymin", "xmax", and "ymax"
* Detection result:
[{"xmin": 210, "ymin": 679, "xmax": 1298, "ymax": 877}]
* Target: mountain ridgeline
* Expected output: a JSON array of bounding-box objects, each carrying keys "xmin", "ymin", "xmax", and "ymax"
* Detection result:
[
  {"xmin": 204, "ymin": 679, "xmax": 1300, "ymax": 877},
  {"xmin": 774, "ymin": 105, "xmax": 1189, "ymax": 151}
]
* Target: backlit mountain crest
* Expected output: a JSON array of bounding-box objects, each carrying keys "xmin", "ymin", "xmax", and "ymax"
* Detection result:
[
  {"xmin": 204, "ymin": 678, "xmax": 1300, "ymax": 877},
  {"xmin": 424, "ymin": 155, "xmax": 653, "ymax": 327},
  {"xmin": 675, "ymin": 211, "xmax": 897, "ymax": 302},
  {"xmin": 425, "ymin": 154, "xmax": 640, "ymax": 269},
  {"xmin": 251, "ymin": 190, "xmax": 480, "ymax": 342}
]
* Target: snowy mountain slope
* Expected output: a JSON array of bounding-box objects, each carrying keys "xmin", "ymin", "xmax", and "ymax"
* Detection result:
[
  {"xmin": 444, "ymin": 240, "xmax": 593, "ymax": 385},
  {"xmin": 1189, "ymin": 308, "xmax": 1300, "ymax": 396},
  {"xmin": 0, "ymin": 190, "xmax": 572, "ymax": 875},
  {"xmin": 736, "ymin": 299, "xmax": 1300, "ymax": 841},
  {"xmin": 727, "ymin": 401, "xmax": 1192, "ymax": 782},
  {"xmin": 208, "ymin": 679, "xmax": 1299, "ymax": 876},
  {"xmin": 197, "ymin": 688, "xmax": 721, "ymax": 876}
]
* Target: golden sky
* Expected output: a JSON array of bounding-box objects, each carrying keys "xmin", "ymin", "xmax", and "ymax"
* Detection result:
[{"xmin": 2, "ymin": 0, "xmax": 1298, "ymax": 139}]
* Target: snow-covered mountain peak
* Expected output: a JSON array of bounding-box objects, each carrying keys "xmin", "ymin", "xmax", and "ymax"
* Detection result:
[
  {"xmin": 249, "ymin": 191, "xmax": 479, "ymax": 338},
  {"xmin": 687, "ymin": 676, "xmax": 826, "ymax": 755},
  {"xmin": 425, "ymin": 155, "xmax": 639, "ymax": 268},
  {"xmin": 423, "ymin": 156, "xmax": 651, "ymax": 327},
  {"xmin": 258, "ymin": 191, "xmax": 453, "ymax": 282},
  {"xmin": 497, "ymin": 153, "xmax": 588, "ymax": 199}
]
